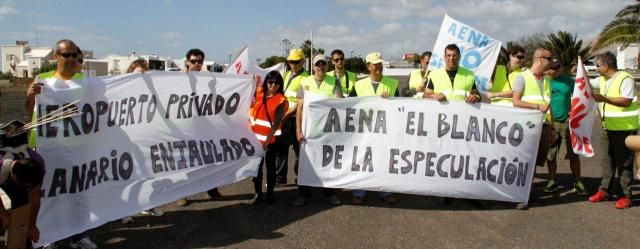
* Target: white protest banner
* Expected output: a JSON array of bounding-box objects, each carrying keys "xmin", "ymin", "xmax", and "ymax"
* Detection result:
[
  {"xmin": 35, "ymin": 72, "xmax": 262, "ymax": 246},
  {"xmin": 569, "ymin": 57, "xmax": 597, "ymax": 157},
  {"xmin": 430, "ymin": 14, "xmax": 502, "ymax": 92},
  {"xmin": 299, "ymin": 94, "xmax": 543, "ymax": 203}
]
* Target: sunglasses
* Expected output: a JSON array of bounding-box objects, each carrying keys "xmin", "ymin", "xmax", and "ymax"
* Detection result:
[
  {"xmin": 515, "ymin": 55, "xmax": 525, "ymax": 59},
  {"xmin": 539, "ymin": 56, "xmax": 553, "ymax": 61},
  {"xmin": 266, "ymin": 80, "xmax": 280, "ymax": 85},
  {"xmin": 59, "ymin": 52, "xmax": 79, "ymax": 58},
  {"xmin": 315, "ymin": 62, "xmax": 327, "ymax": 67},
  {"xmin": 189, "ymin": 59, "xmax": 204, "ymax": 64},
  {"xmin": 288, "ymin": 60, "xmax": 302, "ymax": 65},
  {"xmin": 333, "ymin": 57, "xmax": 344, "ymax": 62}
]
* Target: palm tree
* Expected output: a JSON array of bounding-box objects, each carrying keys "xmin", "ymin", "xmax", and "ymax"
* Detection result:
[
  {"xmin": 544, "ymin": 31, "xmax": 592, "ymax": 74},
  {"xmin": 591, "ymin": 1, "xmax": 640, "ymax": 52}
]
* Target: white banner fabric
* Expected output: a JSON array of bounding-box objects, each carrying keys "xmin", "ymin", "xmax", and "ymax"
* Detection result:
[
  {"xmin": 299, "ymin": 94, "xmax": 543, "ymax": 203},
  {"xmin": 430, "ymin": 14, "xmax": 502, "ymax": 92},
  {"xmin": 569, "ymin": 57, "xmax": 597, "ymax": 157},
  {"xmin": 35, "ymin": 72, "xmax": 263, "ymax": 246}
]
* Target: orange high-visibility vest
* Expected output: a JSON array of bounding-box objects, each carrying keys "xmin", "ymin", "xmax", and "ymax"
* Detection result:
[{"xmin": 250, "ymin": 90, "xmax": 288, "ymax": 145}]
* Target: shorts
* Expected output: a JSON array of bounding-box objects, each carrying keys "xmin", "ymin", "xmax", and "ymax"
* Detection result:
[{"xmin": 547, "ymin": 121, "xmax": 579, "ymax": 161}]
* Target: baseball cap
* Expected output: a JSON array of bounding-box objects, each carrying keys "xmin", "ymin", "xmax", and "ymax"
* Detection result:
[
  {"xmin": 287, "ymin": 49, "xmax": 305, "ymax": 61},
  {"xmin": 312, "ymin": 55, "xmax": 328, "ymax": 65},
  {"xmin": 365, "ymin": 52, "xmax": 384, "ymax": 64}
]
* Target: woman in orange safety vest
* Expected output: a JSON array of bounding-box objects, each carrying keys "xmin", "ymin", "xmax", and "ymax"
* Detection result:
[{"xmin": 250, "ymin": 71, "xmax": 288, "ymax": 204}]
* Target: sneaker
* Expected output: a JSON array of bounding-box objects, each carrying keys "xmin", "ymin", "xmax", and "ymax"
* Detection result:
[
  {"xmin": 352, "ymin": 196, "xmax": 364, "ymax": 205},
  {"xmin": 516, "ymin": 202, "xmax": 529, "ymax": 210},
  {"xmin": 543, "ymin": 179, "xmax": 559, "ymax": 193},
  {"xmin": 588, "ymin": 190, "xmax": 608, "ymax": 202},
  {"xmin": 293, "ymin": 196, "xmax": 308, "ymax": 207},
  {"xmin": 327, "ymin": 195, "xmax": 342, "ymax": 206},
  {"xmin": 614, "ymin": 196, "xmax": 631, "ymax": 209},
  {"xmin": 69, "ymin": 237, "xmax": 98, "ymax": 249},
  {"xmin": 252, "ymin": 194, "xmax": 263, "ymax": 205},
  {"xmin": 207, "ymin": 188, "xmax": 224, "ymax": 200},
  {"xmin": 121, "ymin": 216, "xmax": 133, "ymax": 224},
  {"xmin": 140, "ymin": 209, "xmax": 164, "ymax": 216},
  {"xmin": 573, "ymin": 181, "xmax": 587, "ymax": 195},
  {"xmin": 382, "ymin": 195, "xmax": 397, "ymax": 205},
  {"xmin": 176, "ymin": 198, "xmax": 189, "ymax": 206}
]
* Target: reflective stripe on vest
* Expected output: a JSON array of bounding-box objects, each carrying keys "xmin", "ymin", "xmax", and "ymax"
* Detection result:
[
  {"xmin": 598, "ymin": 71, "xmax": 639, "ymax": 131},
  {"xmin": 250, "ymin": 92, "xmax": 287, "ymax": 144},
  {"xmin": 521, "ymin": 69, "xmax": 551, "ymax": 122},
  {"xmin": 489, "ymin": 65, "xmax": 512, "ymax": 105},
  {"xmin": 354, "ymin": 76, "xmax": 399, "ymax": 96},
  {"xmin": 283, "ymin": 70, "xmax": 309, "ymax": 111},
  {"xmin": 430, "ymin": 67, "xmax": 474, "ymax": 101},
  {"xmin": 327, "ymin": 70, "xmax": 356, "ymax": 96},
  {"xmin": 301, "ymin": 75, "xmax": 337, "ymax": 97}
]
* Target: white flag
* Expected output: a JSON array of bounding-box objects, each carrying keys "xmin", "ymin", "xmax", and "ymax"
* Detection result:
[{"xmin": 569, "ymin": 57, "xmax": 597, "ymax": 157}]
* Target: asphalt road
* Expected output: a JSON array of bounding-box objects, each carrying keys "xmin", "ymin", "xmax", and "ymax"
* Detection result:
[{"xmin": 36, "ymin": 120, "xmax": 640, "ymax": 249}]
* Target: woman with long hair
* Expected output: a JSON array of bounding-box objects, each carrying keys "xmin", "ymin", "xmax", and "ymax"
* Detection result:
[{"xmin": 250, "ymin": 71, "xmax": 288, "ymax": 204}]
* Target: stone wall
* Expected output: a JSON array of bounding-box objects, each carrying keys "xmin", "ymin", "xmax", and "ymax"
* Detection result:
[{"xmin": 0, "ymin": 80, "xmax": 29, "ymax": 124}]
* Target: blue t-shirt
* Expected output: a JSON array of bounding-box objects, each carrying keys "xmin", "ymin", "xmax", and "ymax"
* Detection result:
[{"xmin": 549, "ymin": 74, "xmax": 575, "ymax": 122}]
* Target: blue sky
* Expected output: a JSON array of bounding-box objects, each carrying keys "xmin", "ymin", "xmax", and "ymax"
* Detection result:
[{"xmin": 0, "ymin": 0, "xmax": 633, "ymax": 64}]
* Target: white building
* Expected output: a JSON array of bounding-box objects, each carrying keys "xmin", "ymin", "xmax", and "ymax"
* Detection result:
[
  {"xmin": 97, "ymin": 53, "xmax": 187, "ymax": 75},
  {"xmin": 1, "ymin": 40, "xmax": 97, "ymax": 78},
  {"xmin": 617, "ymin": 43, "xmax": 639, "ymax": 70}
]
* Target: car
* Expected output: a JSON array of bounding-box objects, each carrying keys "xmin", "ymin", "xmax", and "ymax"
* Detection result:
[{"xmin": 584, "ymin": 60, "xmax": 597, "ymax": 72}]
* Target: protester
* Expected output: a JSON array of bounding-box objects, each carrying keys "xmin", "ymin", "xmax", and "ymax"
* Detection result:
[
  {"xmin": 25, "ymin": 39, "xmax": 98, "ymax": 249},
  {"xmin": 294, "ymin": 55, "xmax": 342, "ymax": 206},
  {"xmin": 404, "ymin": 51, "xmax": 432, "ymax": 97},
  {"xmin": 175, "ymin": 48, "xmax": 223, "ymax": 207},
  {"xmin": 507, "ymin": 45, "xmax": 526, "ymax": 83},
  {"xmin": 512, "ymin": 47, "xmax": 555, "ymax": 210},
  {"xmin": 349, "ymin": 52, "xmax": 398, "ymax": 205},
  {"xmin": 423, "ymin": 44, "xmax": 482, "ymax": 207},
  {"xmin": 487, "ymin": 64, "xmax": 513, "ymax": 105},
  {"xmin": 274, "ymin": 49, "xmax": 309, "ymax": 185},
  {"xmin": 250, "ymin": 71, "xmax": 288, "ymax": 205},
  {"xmin": 589, "ymin": 51, "xmax": 637, "ymax": 209},
  {"xmin": 543, "ymin": 61, "xmax": 585, "ymax": 195},
  {"xmin": 0, "ymin": 120, "xmax": 45, "ymax": 245},
  {"xmin": 327, "ymin": 49, "xmax": 357, "ymax": 97}
]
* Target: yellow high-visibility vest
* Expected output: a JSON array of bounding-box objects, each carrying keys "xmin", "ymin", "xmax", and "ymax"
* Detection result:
[
  {"xmin": 598, "ymin": 71, "xmax": 638, "ymax": 131},
  {"xmin": 354, "ymin": 76, "xmax": 398, "ymax": 96},
  {"xmin": 429, "ymin": 67, "xmax": 474, "ymax": 101}
]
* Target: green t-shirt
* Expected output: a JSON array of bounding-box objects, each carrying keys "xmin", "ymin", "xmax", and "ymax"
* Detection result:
[{"xmin": 549, "ymin": 74, "xmax": 574, "ymax": 122}]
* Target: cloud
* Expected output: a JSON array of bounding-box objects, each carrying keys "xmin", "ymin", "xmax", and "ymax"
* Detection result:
[
  {"xmin": 0, "ymin": 2, "xmax": 18, "ymax": 18},
  {"xmin": 162, "ymin": 32, "xmax": 182, "ymax": 40},
  {"xmin": 33, "ymin": 24, "xmax": 75, "ymax": 32}
]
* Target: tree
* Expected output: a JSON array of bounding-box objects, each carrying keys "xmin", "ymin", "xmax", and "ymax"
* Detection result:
[
  {"xmin": 592, "ymin": 1, "xmax": 640, "ymax": 52},
  {"xmin": 516, "ymin": 32, "xmax": 547, "ymax": 67},
  {"xmin": 299, "ymin": 40, "xmax": 325, "ymax": 58},
  {"xmin": 544, "ymin": 31, "xmax": 592, "ymax": 74},
  {"xmin": 259, "ymin": 55, "xmax": 286, "ymax": 68},
  {"xmin": 280, "ymin": 38, "xmax": 293, "ymax": 57},
  {"xmin": 344, "ymin": 57, "xmax": 367, "ymax": 74}
]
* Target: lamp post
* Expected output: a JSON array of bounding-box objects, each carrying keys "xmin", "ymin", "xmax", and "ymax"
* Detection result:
[
  {"xmin": 227, "ymin": 53, "xmax": 233, "ymax": 65},
  {"xmin": 84, "ymin": 54, "xmax": 91, "ymax": 77},
  {"xmin": 350, "ymin": 49, "xmax": 354, "ymax": 59}
]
